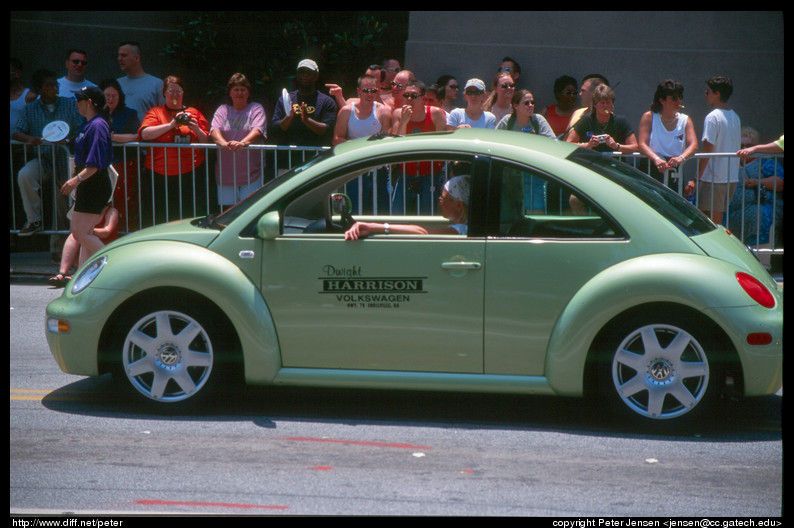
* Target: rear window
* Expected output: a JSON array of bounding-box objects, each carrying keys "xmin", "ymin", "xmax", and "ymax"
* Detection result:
[{"xmin": 568, "ymin": 149, "xmax": 715, "ymax": 236}]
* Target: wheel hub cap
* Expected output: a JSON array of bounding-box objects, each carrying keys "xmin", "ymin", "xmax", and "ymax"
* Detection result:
[
  {"xmin": 157, "ymin": 344, "xmax": 180, "ymax": 367},
  {"xmin": 649, "ymin": 359, "xmax": 673, "ymax": 383}
]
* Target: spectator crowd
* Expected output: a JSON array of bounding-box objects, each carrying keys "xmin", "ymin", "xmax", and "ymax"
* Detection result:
[{"xmin": 11, "ymin": 44, "xmax": 784, "ymax": 279}]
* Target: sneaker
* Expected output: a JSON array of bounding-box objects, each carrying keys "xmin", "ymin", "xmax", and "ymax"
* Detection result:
[{"xmin": 18, "ymin": 221, "xmax": 42, "ymax": 237}]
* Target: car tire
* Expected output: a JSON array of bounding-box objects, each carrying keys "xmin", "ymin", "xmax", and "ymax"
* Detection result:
[
  {"xmin": 109, "ymin": 297, "xmax": 238, "ymax": 408},
  {"xmin": 593, "ymin": 313, "xmax": 723, "ymax": 425}
]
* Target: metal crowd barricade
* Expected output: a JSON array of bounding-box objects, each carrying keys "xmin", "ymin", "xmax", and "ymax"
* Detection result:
[
  {"xmin": 10, "ymin": 140, "xmax": 329, "ymax": 234},
  {"xmin": 9, "ymin": 140, "xmax": 784, "ymax": 264}
]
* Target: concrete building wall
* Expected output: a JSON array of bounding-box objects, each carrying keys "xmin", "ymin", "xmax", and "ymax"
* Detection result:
[
  {"xmin": 11, "ymin": 11, "xmax": 784, "ymax": 144},
  {"xmin": 405, "ymin": 11, "xmax": 784, "ymax": 144},
  {"xmin": 10, "ymin": 11, "xmax": 181, "ymax": 96}
]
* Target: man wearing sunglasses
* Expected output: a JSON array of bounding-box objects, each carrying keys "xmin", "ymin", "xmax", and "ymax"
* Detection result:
[
  {"xmin": 391, "ymin": 80, "xmax": 447, "ymax": 215},
  {"xmin": 57, "ymin": 49, "xmax": 97, "ymax": 100},
  {"xmin": 334, "ymin": 75, "xmax": 392, "ymax": 145},
  {"xmin": 334, "ymin": 74, "xmax": 393, "ymax": 214},
  {"xmin": 382, "ymin": 69, "xmax": 415, "ymax": 110}
]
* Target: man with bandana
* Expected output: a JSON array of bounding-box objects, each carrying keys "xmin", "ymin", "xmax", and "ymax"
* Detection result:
[{"xmin": 344, "ymin": 174, "xmax": 471, "ymax": 239}]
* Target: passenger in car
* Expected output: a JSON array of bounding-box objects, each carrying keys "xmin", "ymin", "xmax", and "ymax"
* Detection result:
[{"xmin": 344, "ymin": 174, "xmax": 470, "ymax": 239}]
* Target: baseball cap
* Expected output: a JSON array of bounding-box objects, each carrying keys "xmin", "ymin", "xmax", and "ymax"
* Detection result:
[
  {"xmin": 464, "ymin": 78, "xmax": 486, "ymax": 92},
  {"xmin": 297, "ymin": 59, "xmax": 319, "ymax": 73}
]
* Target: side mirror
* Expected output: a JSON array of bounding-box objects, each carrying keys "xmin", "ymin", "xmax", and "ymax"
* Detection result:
[
  {"xmin": 331, "ymin": 193, "xmax": 352, "ymax": 215},
  {"xmin": 257, "ymin": 211, "xmax": 281, "ymax": 240}
]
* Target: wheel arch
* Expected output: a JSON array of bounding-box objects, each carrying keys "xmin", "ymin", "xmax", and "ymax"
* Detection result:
[
  {"xmin": 544, "ymin": 254, "xmax": 746, "ymax": 397},
  {"xmin": 93, "ymin": 242, "xmax": 281, "ymax": 385}
]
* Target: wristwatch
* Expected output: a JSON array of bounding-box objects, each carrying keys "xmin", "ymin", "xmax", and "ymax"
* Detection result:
[{"xmin": 383, "ymin": 223, "xmax": 390, "ymax": 234}]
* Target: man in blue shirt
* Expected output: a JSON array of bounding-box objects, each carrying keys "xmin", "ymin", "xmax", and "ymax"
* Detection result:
[
  {"xmin": 270, "ymin": 59, "xmax": 337, "ymax": 172},
  {"xmin": 12, "ymin": 69, "xmax": 84, "ymax": 239}
]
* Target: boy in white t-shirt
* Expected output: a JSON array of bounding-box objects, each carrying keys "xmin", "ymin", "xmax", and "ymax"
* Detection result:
[{"xmin": 686, "ymin": 76, "xmax": 740, "ymax": 224}]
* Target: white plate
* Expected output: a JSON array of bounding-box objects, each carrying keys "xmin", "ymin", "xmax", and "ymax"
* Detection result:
[
  {"xmin": 42, "ymin": 120, "xmax": 70, "ymax": 142},
  {"xmin": 282, "ymin": 88, "xmax": 291, "ymax": 114}
]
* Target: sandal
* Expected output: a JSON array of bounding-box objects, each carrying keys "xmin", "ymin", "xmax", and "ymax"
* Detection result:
[{"xmin": 48, "ymin": 273, "xmax": 71, "ymax": 288}]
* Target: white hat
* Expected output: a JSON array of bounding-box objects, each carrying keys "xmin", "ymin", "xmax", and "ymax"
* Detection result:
[
  {"xmin": 464, "ymin": 78, "xmax": 486, "ymax": 91},
  {"xmin": 444, "ymin": 175, "xmax": 471, "ymax": 203},
  {"xmin": 297, "ymin": 59, "xmax": 319, "ymax": 72}
]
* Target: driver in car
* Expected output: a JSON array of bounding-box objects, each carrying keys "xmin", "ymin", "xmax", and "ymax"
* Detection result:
[{"xmin": 344, "ymin": 174, "xmax": 470, "ymax": 239}]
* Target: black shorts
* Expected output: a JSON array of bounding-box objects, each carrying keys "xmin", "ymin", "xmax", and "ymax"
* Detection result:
[{"xmin": 74, "ymin": 167, "xmax": 113, "ymax": 215}]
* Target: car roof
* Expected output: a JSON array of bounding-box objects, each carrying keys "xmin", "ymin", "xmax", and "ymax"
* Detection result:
[{"xmin": 332, "ymin": 128, "xmax": 580, "ymax": 162}]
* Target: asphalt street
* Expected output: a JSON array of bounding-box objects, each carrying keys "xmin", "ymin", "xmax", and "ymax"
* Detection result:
[{"xmin": 10, "ymin": 276, "xmax": 783, "ymax": 517}]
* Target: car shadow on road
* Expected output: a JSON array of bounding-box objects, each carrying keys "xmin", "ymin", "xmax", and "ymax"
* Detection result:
[{"xmin": 40, "ymin": 374, "xmax": 781, "ymax": 442}]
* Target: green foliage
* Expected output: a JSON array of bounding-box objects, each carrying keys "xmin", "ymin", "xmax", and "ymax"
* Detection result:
[{"xmin": 159, "ymin": 12, "xmax": 393, "ymax": 111}]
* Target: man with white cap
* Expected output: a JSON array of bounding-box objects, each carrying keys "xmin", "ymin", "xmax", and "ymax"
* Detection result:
[
  {"xmin": 271, "ymin": 59, "xmax": 337, "ymax": 158},
  {"xmin": 344, "ymin": 174, "xmax": 471, "ymax": 239},
  {"xmin": 446, "ymin": 78, "xmax": 496, "ymax": 130}
]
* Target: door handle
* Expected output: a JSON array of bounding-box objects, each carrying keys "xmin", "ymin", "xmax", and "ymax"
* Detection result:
[{"xmin": 441, "ymin": 261, "xmax": 482, "ymax": 270}]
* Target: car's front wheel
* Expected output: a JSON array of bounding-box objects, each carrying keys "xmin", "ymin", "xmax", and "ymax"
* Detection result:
[
  {"xmin": 594, "ymin": 314, "xmax": 722, "ymax": 423},
  {"xmin": 109, "ymin": 298, "xmax": 237, "ymax": 406}
]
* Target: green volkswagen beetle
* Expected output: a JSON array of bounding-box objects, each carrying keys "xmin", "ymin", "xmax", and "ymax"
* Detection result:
[{"xmin": 45, "ymin": 129, "xmax": 782, "ymax": 424}]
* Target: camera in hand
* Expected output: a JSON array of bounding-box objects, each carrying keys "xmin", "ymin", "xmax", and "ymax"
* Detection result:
[{"xmin": 174, "ymin": 112, "xmax": 192, "ymax": 126}]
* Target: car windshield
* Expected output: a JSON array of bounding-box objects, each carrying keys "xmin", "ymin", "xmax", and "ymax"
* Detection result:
[
  {"xmin": 207, "ymin": 149, "xmax": 333, "ymax": 228},
  {"xmin": 567, "ymin": 149, "xmax": 716, "ymax": 236}
]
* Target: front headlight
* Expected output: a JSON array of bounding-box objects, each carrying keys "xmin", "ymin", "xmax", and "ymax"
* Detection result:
[{"xmin": 70, "ymin": 256, "xmax": 107, "ymax": 294}]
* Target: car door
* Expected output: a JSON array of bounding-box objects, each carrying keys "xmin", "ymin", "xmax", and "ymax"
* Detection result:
[
  {"xmin": 482, "ymin": 160, "xmax": 630, "ymax": 376},
  {"xmin": 260, "ymin": 156, "xmax": 486, "ymax": 374}
]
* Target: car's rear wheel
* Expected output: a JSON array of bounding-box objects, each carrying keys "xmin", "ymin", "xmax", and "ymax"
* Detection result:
[
  {"xmin": 594, "ymin": 314, "xmax": 722, "ymax": 423},
  {"xmin": 109, "ymin": 298, "xmax": 237, "ymax": 406}
]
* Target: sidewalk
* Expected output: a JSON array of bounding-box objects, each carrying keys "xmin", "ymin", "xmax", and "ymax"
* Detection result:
[{"xmin": 10, "ymin": 251, "xmax": 63, "ymax": 278}]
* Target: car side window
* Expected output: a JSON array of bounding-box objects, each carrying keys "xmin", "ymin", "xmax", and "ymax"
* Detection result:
[
  {"xmin": 493, "ymin": 161, "xmax": 622, "ymax": 239},
  {"xmin": 281, "ymin": 157, "xmax": 476, "ymax": 236}
]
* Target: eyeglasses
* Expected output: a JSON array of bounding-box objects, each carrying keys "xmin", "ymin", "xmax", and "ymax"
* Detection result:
[
  {"xmin": 360, "ymin": 88, "xmax": 378, "ymax": 94},
  {"xmin": 385, "ymin": 67, "xmax": 401, "ymax": 72},
  {"xmin": 668, "ymin": 95, "xmax": 683, "ymax": 101},
  {"xmin": 465, "ymin": 90, "xmax": 484, "ymax": 96},
  {"xmin": 498, "ymin": 66, "xmax": 512, "ymax": 72},
  {"xmin": 70, "ymin": 59, "xmax": 88, "ymax": 66},
  {"xmin": 297, "ymin": 68, "xmax": 316, "ymax": 75},
  {"xmin": 500, "ymin": 83, "xmax": 516, "ymax": 89},
  {"xmin": 520, "ymin": 100, "xmax": 535, "ymax": 105},
  {"xmin": 562, "ymin": 90, "xmax": 577, "ymax": 96},
  {"xmin": 402, "ymin": 92, "xmax": 421, "ymax": 99},
  {"xmin": 391, "ymin": 82, "xmax": 405, "ymax": 90}
]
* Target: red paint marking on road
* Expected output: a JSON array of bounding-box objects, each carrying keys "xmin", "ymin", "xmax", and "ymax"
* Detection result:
[
  {"xmin": 136, "ymin": 499, "xmax": 289, "ymax": 510},
  {"xmin": 312, "ymin": 466, "xmax": 334, "ymax": 471},
  {"xmin": 283, "ymin": 436, "xmax": 432, "ymax": 450}
]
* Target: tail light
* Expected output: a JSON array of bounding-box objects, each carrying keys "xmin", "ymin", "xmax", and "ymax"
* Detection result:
[{"xmin": 736, "ymin": 272, "xmax": 776, "ymax": 309}]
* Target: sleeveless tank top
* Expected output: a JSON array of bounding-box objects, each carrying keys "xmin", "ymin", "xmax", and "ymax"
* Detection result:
[
  {"xmin": 347, "ymin": 102, "xmax": 383, "ymax": 139},
  {"xmin": 649, "ymin": 112, "xmax": 688, "ymax": 158},
  {"xmin": 545, "ymin": 104, "xmax": 573, "ymax": 137},
  {"xmin": 405, "ymin": 106, "xmax": 442, "ymax": 175}
]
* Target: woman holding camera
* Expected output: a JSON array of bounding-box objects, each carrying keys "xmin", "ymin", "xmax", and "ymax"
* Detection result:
[
  {"xmin": 138, "ymin": 75, "xmax": 210, "ymax": 226},
  {"xmin": 566, "ymin": 84, "xmax": 637, "ymax": 154}
]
